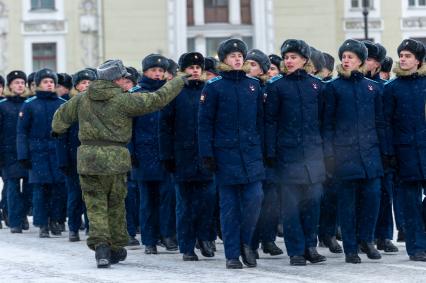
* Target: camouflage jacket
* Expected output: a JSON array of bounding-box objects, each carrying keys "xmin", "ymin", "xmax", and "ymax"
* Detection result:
[{"xmin": 52, "ymin": 76, "xmax": 185, "ymax": 175}]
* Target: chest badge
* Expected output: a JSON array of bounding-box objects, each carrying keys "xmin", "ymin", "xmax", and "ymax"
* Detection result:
[
  {"xmin": 368, "ymin": 84, "xmax": 373, "ymax": 91},
  {"xmin": 200, "ymin": 93, "xmax": 206, "ymax": 104},
  {"xmin": 312, "ymin": 83, "xmax": 318, "ymax": 90},
  {"xmin": 249, "ymin": 84, "xmax": 256, "ymax": 92},
  {"xmin": 19, "ymin": 111, "xmax": 24, "ymax": 118}
]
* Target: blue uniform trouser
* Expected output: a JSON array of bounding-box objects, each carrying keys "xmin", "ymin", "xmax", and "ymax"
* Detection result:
[
  {"xmin": 66, "ymin": 173, "xmax": 88, "ymax": 233},
  {"xmin": 139, "ymin": 177, "xmax": 176, "ymax": 246},
  {"xmin": 392, "ymin": 179, "xmax": 405, "ymax": 232},
  {"xmin": 6, "ymin": 178, "xmax": 30, "ymax": 228},
  {"xmin": 281, "ymin": 183, "xmax": 322, "ymax": 256},
  {"xmin": 219, "ymin": 181, "xmax": 263, "ymax": 260},
  {"xmin": 176, "ymin": 181, "xmax": 216, "ymax": 254},
  {"xmin": 401, "ymin": 181, "xmax": 426, "ymax": 256},
  {"xmin": 251, "ymin": 181, "xmax": 279, "ymax": 250},
  {"xmin": 59, "ymin": 182, "xmax": 67, "ymax": 224},
  {"xmin": 208, "ymin": 185, "xmax": 220, "ymax": 241},
  {"xmin": 375, "ymin": 172, "xmax": 394, "ymax": 240},
  {"xmin": 318, "ymin": 179, "xmax": 338, "ymax": 241},
  {"xmin": 1, "ymin": 179, "xmax": 8, "ymax": 218},
  {"xmin": 337, "ymin": 178, "xmax": 381, "ymax": 254},
  {"xmin": 125, "ymin": 179, "xmax": 139, "ymax": 237},
  {"xmin": 32, "ymin": 183, "xmax": 63, "ymax": 227}
]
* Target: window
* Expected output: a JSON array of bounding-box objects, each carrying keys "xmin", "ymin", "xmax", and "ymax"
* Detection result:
[
  {"xmin": 31, "ymin": 0, "xmax": 55, "ymax": 10},
  {"xmin": 408, "ymin": 0, "xmax": 426, "ymax": 6},
  {"xmin": 242, "ymin": 36, "xmax": 253, "ymax": 50},
  {"xmin": 187, "ymin": 0, "xmax": 194, "ymax": 26},
  {"xmin": 187, "ymin": 37, "xmax": 195, "ymax": 52},
  {"xmin": 206, "ymin": 37, "xmax": 229, "ymax": 56},
  {"xmin": 32, "ymin": 43, "xmax": 57, "ymax": 71},
  {"xmin": 411, "ymin": 37, "xmax": 426, "ymax": 45},
  {"xmin": 204, "ymin": 0, "xmax": 229, "ymax": 23},
  {"xmin": 351, "ymin": 0, "xmax": 374, "ymax": 9},
  {"xmin": 240, "ymin": 0, "xmax": 252, "ymax": 24}
]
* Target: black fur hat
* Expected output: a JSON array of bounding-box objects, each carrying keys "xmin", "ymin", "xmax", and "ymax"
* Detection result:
[
  {"xmin": 166, "ymin": 59, "xmax": 179, "ymax": 77},
  {"xmin": 126, "ymin": 67, "xmax": 140, "ymax": 85},
  {"xmin": 35, "ymin": 68, "xmax": 58, "ymax": 86},
  {"xmin": 338, "ymin": 39, "xmax": 368, "ymax": 64},
  {"xmin": 381, "ymin": 56, "xmax": 393, "ymax": 72},
  {"xmin": 178, "ymin": 52, "xmax": 205, "ymax": 71},
  {"xmin": 27, "ymin": 72, "xmax": 35, "ymax": 87},
  {"xmin": 204, "ymin": 56, "xmax": 219, "ymax": 74},
  {"xmin": 310, "ymin": 47, "xmax": 326, "ymax": 72},
  {"xmin": 0, "ymin": 75, "xmax": 4, "ymax": 88},
  {"xmin": 57, "ymin": 73, "xmax": 73, "ymax": 90},
  {"xmin": 246, "ymin": 49, "xmax": 271, "ymax": 74},
  {"xmin": 217, "ymin": 38, "xmax": 248, "ymax": 62},
  {"xmin": 142, "ymin": 54, "xmax": 169, "ymax": 72},
  {"xmin": 322, "ymin": 52, "xmax": 335, "ymax": 72},
  {"xmin": 72, "ymin": 69, "xmax": 97, "ymax": 87},
  {"xmin": 7, "ymin": 70, "xmax": 27, "ymax": 86},
  {"xmin": 397, "ymin": 39, "xmax": 426, "ymax": 62},
  {"xmin": 280, "ymin": 39, "xmax": 311, "ymax": 59},
  {"xmin": 363, "ymin": 40, "xmax": 387, "ymax": 63},
  {"xmin": 268, "ymin": 54, "xmax": 282, "ymax": 70}
]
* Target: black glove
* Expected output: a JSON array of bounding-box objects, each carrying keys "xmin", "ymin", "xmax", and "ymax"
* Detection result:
[
  {"xmin": 19, "ymin": 159, "xmax": 32, "ymax": 170},
  {"xmin": 162, "ymin": 159, "xmax": 176, "ymax": 173},
  {"xmin": 182, "ymin": 74, "xmax": 192, "ymax": 86},
  {"xmin": 324, "ymin": 156, "xmax": 335, "ymax": 178},
  {"xmin": 59, "ymin": 166, "xmax": 72, "ymax": 177},
  {"xmin": 382, "ymin": 155, "xmax": 398, "ymax": 170},
  {"xmin": 264, "ymin": 157, "xmax": 276, "ymax": 168},
  {"xmin": 131, "ymin": 155, "xmax": 139, "ymax": 167},
  {"xmin": 51, "ymin": 131, "xmax": 61, "ymax": 138},
  {"xmin": 202, "ymin": 157, "xmax": 217, "ymax": 172}
]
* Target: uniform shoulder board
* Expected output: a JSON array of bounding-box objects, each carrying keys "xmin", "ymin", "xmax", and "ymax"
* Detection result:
[
  {"xmin": 207, "ymin": 76, "xmax": 222, "ymax": 84},
  {"xmin": 384, "ymin": 77, "xmax": 397, "ymax": 86},
  {"xmin": 58, "ymin": 97, "xmax": 67, "ymax": 102},
  {"xmin": 129, "ymin": 85, "xmax": 142, "ymax": 93},
  {"xmin": 24, "ymin": 96, "xmax": 37, "ymax": 103},
  {"xmin": 365, "ymin": 77, "xmax": 379, "ymax": 85},
  {"xmin": 246, "ymin": 75, "xmax": 259, "ymax": 81},
  {"xmin": 0, "ymin": 98, "xmax": 7, "ymax": 104},
  {"xmin": 267, "ymin": 74, "xmax": 283, "ymax": 84}
]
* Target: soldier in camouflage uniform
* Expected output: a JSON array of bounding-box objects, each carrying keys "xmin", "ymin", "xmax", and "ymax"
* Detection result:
[{"xmin": 52, "ymin": 59, "xmax": 187, "ymax": 268}]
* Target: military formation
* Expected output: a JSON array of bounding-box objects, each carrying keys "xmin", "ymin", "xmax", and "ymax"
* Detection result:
[{"xmin": 0, "ymin": 37, "xmax": 425, "ymax": 270}]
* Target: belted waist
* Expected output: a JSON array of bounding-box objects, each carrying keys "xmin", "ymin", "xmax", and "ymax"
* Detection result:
[{"xmin": 80, "ymin": 140, "xmax": 127, "ymax": 147}]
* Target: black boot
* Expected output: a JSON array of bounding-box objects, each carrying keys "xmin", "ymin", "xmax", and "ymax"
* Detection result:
[
  {"xmin": 397, "ymin": 230, "xmax": 405, "ymax": 242},
  {"xmin": 409, "ymin": 251, "xmax": 426, "ymax": 261},
  {"xmin": 95, "ymin": 243, "xmax": 111, "ymax": 268},
  {"xmin": 60, "ymin": 222, "xmax": 66, "ymax": 232},
  {"xmin": 126, "ymin": 236, "xmax": 140, "ymax": 247},
  {"xmin": 11, "ymin": 226, "xmax": 23, "ymax": 233},
  {"xmin": 144, "ymin": 245, "xmax": 158, "ymax": 254},
  {"xmin": 277, "ymin": 224, "xmax": 284, "ymax": 238},
  {"xmin": 376, "ymin": 239, "xmax": 398, "ymax": 253},
  {"xmin": 345, "ymin": 253, "xmax": 361, "ymax": 264},
  {"xmin": 304, "ymin": 247, "xmax": 327, "ymax": 263},
  {"xmin": 198, "ymin": 240, "xmax": 214, "ymax": 257},
  {"xmin": 162, "ymin": 237, "xmax": 178, "ymax": 251},
  {"xmin": 254, "ymin": 249, "xmax": 259, "ymax": 259},
  {"xmin": 209, "ymin": 241, "xmax": 216, "ymax": 252},
  {"xmin": 39, "ymin": 226, "xmax": 50, "ymax": 238},
  {"xmin": 322, "ymin": 236, "xmax": 343, "ymax": 253},
  {"xmin": 290, "ymin": 255, "xmax": 306, "ymax": 266},
  {"xmin": 183, "ymin": 251, "xmax": 199, "ymax": 261},
  {"xmin": 240, "ymin": 244, "xmax": 257, "ymax": 267},
  {"xmin": 261, "ymin": 241, "xmax": 283, "ymax": 256},
  {"xmin": 359, "ymin": 241, "xmax": 381, "ymax": 259},
  {"xmin": 22, "ymin": 217, "xmax": 29, "ymax": 230},
  {"xmin": 111, "ymin": 247, "xmax": 127, "ymax": 264},
  {"xmin": 50, "ymin": 221, "xmax": 62, "ymax": 236},
  {"xmin": 226, "ymin": 259, "xmax": 243, "ymax": 269},
  {"xmin": 69, "ymin": 231, "xmax": 80, "ymax": 242}
]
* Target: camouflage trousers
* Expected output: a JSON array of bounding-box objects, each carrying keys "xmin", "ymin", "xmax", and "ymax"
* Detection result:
[{"xmin": 80, "ymin": 174, "xmax": 129, "ymax": 252}]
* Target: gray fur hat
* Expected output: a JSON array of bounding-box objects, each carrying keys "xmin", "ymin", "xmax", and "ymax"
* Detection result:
[
  {"xmin": 72, "ymin": 69, "xmax": 97, "ymax": 87},
  {"xmin": 338, "ymin": 39, "xmax": 368, "ymax": 64},
  {"xmin": 381, "ymin": 56, "xmax": 393, "ymax": 72},
  {"xmin": 322, "ymin": 52, "xmax": 335, "ymax": 72},
  {"xmin": 397, "ymin": 38, "xmax": 425, "ymax": 62},
  {"xmin": 217, "ymin": 38, "xmax": 248, "ymax": 62},
  {"xmin": 280, "ymin": 39, "xmax": 311, "ymax": 59},
  {"xmin": 142, "ymin": 54, "xmax": 169, "ymax": 72},
  {"xmin": 246, "ymin": 49, "xmax": 271, "ymax": 74},
  {"xmin": 310, "ymin": 47, "xmax": 326, "ymax": 72},
  {"xmin": 35, "ymin": 68, "xmax": 58, "ymax": 86},
  {"xmin": 96, "ymin": 59, "xmax": 131, "ymax": 81}
]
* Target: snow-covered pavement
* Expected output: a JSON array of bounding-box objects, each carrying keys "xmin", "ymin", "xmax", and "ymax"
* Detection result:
[{"xmin": 0, "ymin": 226, "xmax": 426, "ymax": 283}]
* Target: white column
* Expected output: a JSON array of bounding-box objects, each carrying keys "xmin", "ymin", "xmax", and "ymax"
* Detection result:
[
  {"xmin": 193, "ymin": 0, "xmax": 204, "ymax": 25},
  {"xmin": 252, "ymin": 0, "xmax": 274, "ymax": 53},
  {"xmin": 195, "ymin": 35, "xmax": 206, "ymax": 54},
  {"xmin": 167, "ymin": 0, "xmax": 187, "ymax": 60},
  {"xmin": 229, "ymin": 0, "xmax": 241, "ymax": 25}
]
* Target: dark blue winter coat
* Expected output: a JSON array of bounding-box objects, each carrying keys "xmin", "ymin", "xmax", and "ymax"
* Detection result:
[
  {"xmin": 130, "ymin": 76, "xmax": 167, "ymax": 181},
  {"xmin": 265, "ymin": 69, "xmax": 326, "ymax": 185},
  {"xmin": 322, "ymin": 66, "xmax": 385, "ymax": 180},
  {"xmin": 159, "ymin": 79, "xmax": 213, "ymax": 183},
  {"xmin": 383, "ymin": 65, "xmax": 426, "ymax": 181},
  {"xmin": 0, "ymin": 95, "xmax": 28, "ymax": 179},
  {"xmin": 17, "ymin": 91, "xmax": 66, "ymax": 184},
  {"xmin": 198, "ymin": 67, "xmax": 265, "ymax": 186}
]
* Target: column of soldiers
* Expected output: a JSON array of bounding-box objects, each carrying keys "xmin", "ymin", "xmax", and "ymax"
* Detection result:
[{"xmin": 0, "ymin": 37, "xmax": 425, "ymax": 269}]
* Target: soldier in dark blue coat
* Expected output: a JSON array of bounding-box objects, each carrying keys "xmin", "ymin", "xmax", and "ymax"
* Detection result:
[
  {"xmin": 383, "ymin": 39, "xmax": 426, "ymax": 261},
  {"xmin": 245, "ymin": 49, "xmax": 283, "ymax": 258},
  {"xmin": 198, "ymin": 38, "xmax": 265, "ymax": 269},
  {"xmin": 131, "ymin": 54, "xmax": 177, "ymax": 254},
  {"xmin": 56, "ymin": 69, "xmax": 96, "ymax": 241},
  {"xmin": 265, "ymin": 39, "xmax": 327, "ymax": 266},
  {"xmin": 323, "ymin": 39, "xmax": 385, "ymax": 263},
  {"xmin": 17, "ymin": 68, "xmax": 66, "ymax": 238},
  {"xmin": 159, "ymin": 52, "xmax": 216, "ymax": 261},
  {"xmin": 0, "ymin": 71, "xmax": 31, "ymax": 233}
]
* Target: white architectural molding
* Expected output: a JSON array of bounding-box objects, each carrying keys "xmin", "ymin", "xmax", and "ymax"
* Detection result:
[
  {"xmin": 0, "ymin": 1, "xmax": 8, "ymax": 74},
  {"xmin": 193, "ymin": 0, "xmax": 204, "ymax": 25},
  {"xmin": 229, "ymin": 0, "xmax": 241, "ymax": 25},
  {"xmin": 23, "ymin": 35, "xmax": 66, "ymax": 73},
  {"xmin": 252, "ymin": 0, "xmax": 274, "ymax": 54},
  {"xmin": 167, "ymin": 0, "xmax": 187, "ymax": 60},
  {"xmin": 79, "ymin": 0, "xmax": 99, "ymax": 67}
]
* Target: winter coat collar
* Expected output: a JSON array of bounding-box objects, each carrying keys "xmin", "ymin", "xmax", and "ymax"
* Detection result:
[
  {"xmin": 185, "ymin": 80, "xmax": 205, "ymax": 89},
  {"xmin": 35, "ymin": 90, "xmax": 58, "ymax": 99},
  {"xmin": 138, "ymin": 76, "xmax": 166, "ymax": 91},
  {"xmin": 217, "ymin": 62, "xmax": 252, "ymax": 81},
  {"xmin": 280, "ymin": 60, "xmax": 315, "ymax": 75},
  {"xmin": 3, "ymin": 87, "xmax": 32, "ymax": 98},
  {"xmin": 393, "ymin": 62, "xmax": 426, "ymax": 78},
  {"xmin": 87, "ymin": 80, "xmax": 122, "ymax": 101},
  {"xmin": 6, "ymin": 95, "xmax": 26, "ymax": 103},
  {"xmin": 285, "ymin": 68, "xmax": 310, "ymax": 80},
  {"xmin": 336, "ymin": 64, "xmax": 364, "ymax": 80}
]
